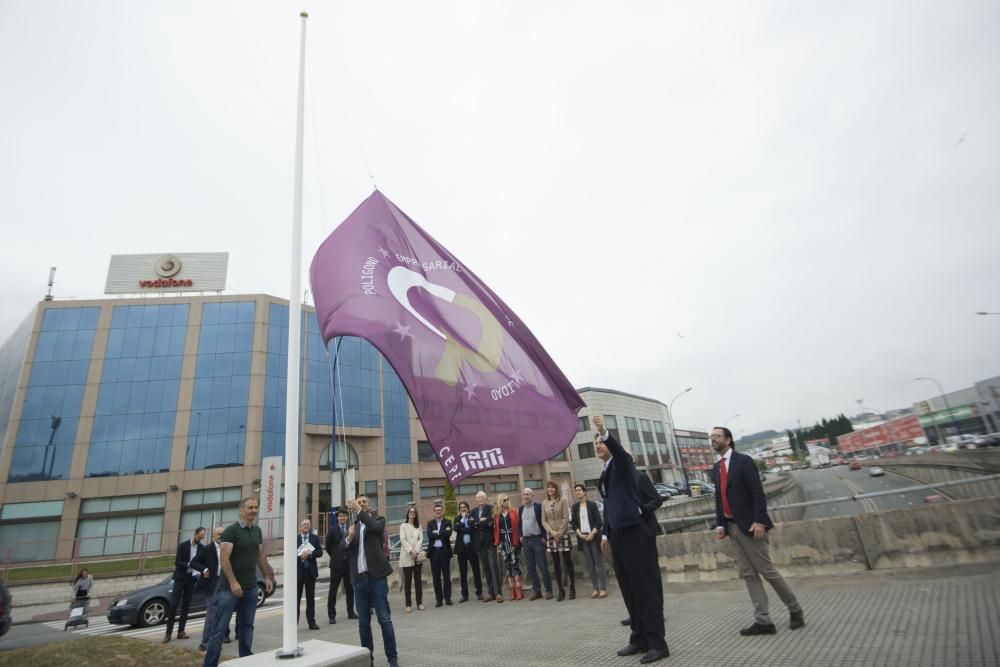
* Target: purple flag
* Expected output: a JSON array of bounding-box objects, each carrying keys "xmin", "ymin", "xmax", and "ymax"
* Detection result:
[{"xmin": 310, "ymin": 191, "xmax": 585, "ymax": 484}]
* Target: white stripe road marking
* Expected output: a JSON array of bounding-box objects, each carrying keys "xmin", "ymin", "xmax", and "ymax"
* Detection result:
[{"xmin": 41, "ymin": 602, "xmax": 286, "ymax": 638}]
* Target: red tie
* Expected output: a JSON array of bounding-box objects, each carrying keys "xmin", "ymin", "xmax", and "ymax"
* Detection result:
[{"xmin": 720, "ymin": 458, "xmax": 732, "ymax": 518}]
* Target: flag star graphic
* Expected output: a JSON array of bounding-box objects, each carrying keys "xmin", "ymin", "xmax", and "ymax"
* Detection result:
[
  {"xmin": 463, "ymin": 382, "xmax": 478, "ymax": 400},
  {"xmin": 392, "ymin": 322, "xmax": 412, "ymax": 341},
  {"xmin": 377, "ymin": 246, "xmax": 391, "ymax": 259},
  {"xmin": 511, "ymin": 368, "xmax": 525, "ymax": 385}
]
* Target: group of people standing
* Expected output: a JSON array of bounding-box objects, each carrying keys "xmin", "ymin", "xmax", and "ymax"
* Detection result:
[{"xmin": 396, "ymin": 483, "xmax": 610, "ymax": 609}]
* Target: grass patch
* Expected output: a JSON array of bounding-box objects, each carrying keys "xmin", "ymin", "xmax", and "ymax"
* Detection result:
[
  {"xmin": 3, "ymin": 556, "xmax": 174, "ymax": 585},
  {"xmin": 0, "ymin": 635, "xmax": 231, "ymax": 665}
]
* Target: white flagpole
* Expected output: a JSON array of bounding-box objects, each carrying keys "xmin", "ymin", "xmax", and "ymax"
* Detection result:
[{"xmin": 279, "ymin": 10, "xmax": 308, "ymax": 659}]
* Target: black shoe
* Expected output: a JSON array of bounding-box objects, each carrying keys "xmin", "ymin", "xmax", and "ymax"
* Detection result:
[
  {"xmin": 459, "ymin": 596, "xmax": 469, "ymax": 603},
  {"xmin": 347, "ymin": 613, "xmax": 358, "ymax": 619},
  {"xmin": 617, "ymin": 643, "xmax": 646, "ymax": 656},
  {"xmin": 308, "ymin": 623, "xmax": 320, "ymax": 630},
  {"xmin": 640, "ymin": 647, "xmax": 670, "ymax": 664},
  {"xmin": 568, "ymin": 586, "xmax": 576, "ymax": 600},
  {"xmin": 790, "ymin": 610, "xmax": 805, "ymax": 630},
  {"xmin": 435, "ymin": 601, "xmax": 443, "ymax": 608},
  {"xmin": 329, "ymin": 618, "xmax": 337, "ymax": 624},
  {"xmin": 621, "ymin": 618, "xmax": 631, "ymax": 626},
  {"xmin": 557, "ymin": 589, "xmax": 565, "ymax": 602},
  {"xmin": 198, "ymin": 643, "xmax": 206, "ymax": 651},
  {"xmin": 740, "ymin": 622, "xmax": 777, "ymax": 636},
  {"xmin": 222, "ymin": 636, "xmax": 232, "ymax": 643},
  {"xmin": 445, "ymin": 600, "xmax": 453, "ymax": 606},
  {"xmin": 475, "ymin": 593, "xmax": 483, "ymax": 601}
]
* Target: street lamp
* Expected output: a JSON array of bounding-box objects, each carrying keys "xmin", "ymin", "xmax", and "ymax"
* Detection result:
[
  {"xmin": 667, "ymin": 387, "xmax": 692, "ymax": 490},
  {"xmin": 724, "ymin": 413, "xmax": 741, "ymax": 426},
  {"xmin": 915, "ymin": 377, "xmax": 962, "ymax": 444},
  {"xmin": 975, "ymin": 311, "xmax": 999, "ymax": 315}
]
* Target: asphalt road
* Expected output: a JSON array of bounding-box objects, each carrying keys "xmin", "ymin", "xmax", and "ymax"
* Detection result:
[{"xmin": 792, "ymin": 466, "xmax": 944, "ymax": 520}]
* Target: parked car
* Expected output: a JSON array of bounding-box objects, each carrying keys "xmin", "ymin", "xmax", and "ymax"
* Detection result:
[
  {"xmin": 869, "ymin": 467, "xmax": 885, "ymax": 477},
  {"xmin": 654, "ymin": 484, "xmax": 679, "ymax": 498},
  {"xmin": 849, "ymin": 460, "xmax": 862, "ymax": 470},
  {"xmin": 107, "ymin": 573, "xmax": 273, "ymax": 627},
  {"xmin": 0, "ymin": 579, "xmax": 11, "ymax": 638}
]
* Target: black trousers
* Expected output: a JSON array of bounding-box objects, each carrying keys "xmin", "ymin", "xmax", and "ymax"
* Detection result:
[
  {"xmin": 165, "ymin": 575, "xmax": 195, "ymax": 635},
  {"xmin": 609, "ymin": 523, "xmax": 666, "ymax": 651},
  {"xmin": 429, "ymin": 548, "xmax": 453, "ymax": 603},
  {"xmin": 457, "ymin": 549, "xmax": 481, "ymax": 598},
  {"xmin": 297, "ymin": 573, "xmax": 317, "ymax": 624},
  {"xmin": 327, "ymin": 566, "xmax": 354, "ymax": 620}
]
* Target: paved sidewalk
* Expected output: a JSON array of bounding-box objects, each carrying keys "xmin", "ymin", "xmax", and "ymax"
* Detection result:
[{"xmin": 126, "ymin": 562, "xmax": 998, "ymax": 666}]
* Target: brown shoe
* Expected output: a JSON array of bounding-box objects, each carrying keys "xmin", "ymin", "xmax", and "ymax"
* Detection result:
[
  {"xmin": 529, "ymin": 591, "xmax": 543, "ymax": 601},
  {"xmin": 789, "ymin": 610, "xmax": 805, "ymax": 630},
  {"xmin": 543, "ymin": 591, "xmax": 553, "ymax": 600},
  {"xmin": 482, "ymin": 595, "xmax": 494, "ymax": 603},
  {"xmin": 177, "ymin": 632, "xmax": 190, "ymax": 640}
]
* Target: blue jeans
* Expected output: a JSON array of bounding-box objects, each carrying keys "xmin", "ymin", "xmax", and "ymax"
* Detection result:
[
  {"xmin": 355, "ymin": 575, "xmax": 397, "ymax": 662},
  {"xmin": 521, "ymin": 535, "xmax": 552, "ymax": 593},
  {"xmin": 202, "ymin": 589, "xmax": 257, "ymax": 666}
]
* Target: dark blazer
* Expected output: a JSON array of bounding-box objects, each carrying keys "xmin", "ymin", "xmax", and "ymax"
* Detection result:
[
  {"xmin": 173, "ymin": 538, "xmax": 204, "ymax": 582},
  {"xmin": 453, "ymin": 514, "xmax": 474, "ymax": 555},
  {"xmin": 570, "ymin": 500, "xmax": 603, "ymax": 549},
  {"xmin": 347, "ymin": 510, "xmax": 393, "ymax": 584},
  {"xmin": 518, "ymin": 502, "xmax": 545, "ymax": 539},
  {"xmin": 638, "ymin": 472, "xmax": 665, "ymax": 536},
  {"xmin": 425, "ymin": 517, "xmax": 453, "ymax": 559},
  {"xmin": 190, "ymin": 540, "xmax": 221, "ymax": 592},
  {"xmin": 597, "ymin": 433, "xmax": 643, "ymax": 533},
  {"xmin": 713, "ymin": 450, "xmax": 774, "ymax": 536},
  {"xmin": 297, "ymin": 532, "xmax": 323, "ymax": 580},
  {"xmin": 325, "ymin": 522, "xmax": 350, "ymax": 574},
  {"xmin": 470, "ymin": 504, "xmax": 495, "ymax": 551}
]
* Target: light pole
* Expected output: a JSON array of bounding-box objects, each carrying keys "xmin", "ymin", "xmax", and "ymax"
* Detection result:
[
  {"xmin": 915, "ymin": 377, "xmax": 962, "ymax": 444},
  {"xmin": 724, "ymin": 413, "xmax": 741, "ymax": 426},
  {"xmin": 975, "ymin": 311, "xmax": 999, "ymax": 315},
  {"xmin": 667, "ymin": 387, "xmax": 692, "ymax": 490}
]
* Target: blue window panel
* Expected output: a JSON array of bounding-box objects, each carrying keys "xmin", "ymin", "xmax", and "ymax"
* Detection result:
[
  {"xmin": 230, "ymin": 376, "xmax": 249, "ymax": 408},
  {"xmin": 136, "ymin": 329, "xmax": 156, "ymax": 358},
  {"xmin": 125, "ymin": 413, "xmax": 143, "ymax": 441},
  {"xmin": 152, "ymin": 327, "xmax": 171, "ymax": 356},
  {"xmin": 105, "ymin": 328, "xmax": 123, "ymax": 359},
  {"xmin": 58, "ymin": 308, "xmax": 81, "ymax": 331},
  {"xmin": 168, "ymin": 326, "xmax": 186, "ymax": 356},
  {"xmin": 238, "ymin": 302, "xmax": 254, "ymax": 323},
  {"xmin": 148, "ymin": 356, "xmax": 165, "ymax": 381},
  {"xmin": 144, "ymin": 381, "xmax": 163, "ymax": 413},
  {"xmin": 211, "ymin": 377, "xmax": 230, "ymax": 408},
  {"xmin": 219, "ymin": 302, "xmax": 238, "ymax": 325},
  {"xmin": 133, "ymin": 356, "xmax": 151, "ymax": 383},
  {"xmin": 198, "ymin": 325, "xmax": 218, "ymax": 355},
  {"xmin": 120, "ymin": 327, "xmax": 139, "ymax": 358},
  {"xmin": 68, "ymin": 360, "xmax": 89, "ymax": 385},
  {"xmin": 28, "ymin": 362, "xmax": 49, "ymax": 388},
  {"xmin": 195, "ymin": 354, "xmax": 214, "ymax": 379},
  {"xmin": 233, "ymin": 352, "xmax": 251, "ymax": 377},
  {"xmin": 216, "ymin": 324, "xmax": 236, "ymax": 354},
  {"xmin": 213, "ymin": 353, "xmax": 234, "ymax": 378},
  {"xmin": 235, "ymin": 323, "xmax": 254, "ymax": 353},
  {"xmin": 120, "ymin": 440, "xmax": 140, "ymax": 473},
  {"xmin": 202, "ymin": 302, "xmax": 221, "ymax": 326}
]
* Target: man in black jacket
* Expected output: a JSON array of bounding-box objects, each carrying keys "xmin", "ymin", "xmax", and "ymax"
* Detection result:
[
  {"xmin": 191, "ymin": 526, "xmax": 231, "ymax": 651},
  {"xmin": 453, "ymin": 500, "xmax": 482, "ymax": 602},
  {"xmin": 426, "ymin": 503, "xmax": 454, "ymax": 607},
  {"xmin": 347, "ymin": 495, "xmax": 399, "ymax": 667},
  {"xmin": 296, "ymin": 518, "xmax": 323, "ymax": 630},
  {"xmin": 164, "ymin": 526, "xmax": 206, "ymax": 643},
  {"xmin": 595, "ymin": 415, "xmax": 669, "ymax": 664},
  {"xmin": 325, "ymin": 509, "xmax": 356, "ymax": 623},
  {"xmin": 470, "ymin": 491, "xmax": 499, "ymax": 602},
  {"xmin": 712, "ymin": 426, "xmax": 804, "ymax": 636}
]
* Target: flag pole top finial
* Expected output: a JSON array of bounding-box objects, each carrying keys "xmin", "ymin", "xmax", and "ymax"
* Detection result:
[{"xmin": 300, "ymin": 11, "xmax": 308, "ymax": 18}]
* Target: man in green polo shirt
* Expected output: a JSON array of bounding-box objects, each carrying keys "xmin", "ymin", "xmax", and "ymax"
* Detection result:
[{"xmin": 202, "ymin": 497, "xmax": 274, "ymax": 666}]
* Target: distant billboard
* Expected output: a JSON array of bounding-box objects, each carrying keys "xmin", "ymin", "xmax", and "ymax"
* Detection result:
[
  {"xmin": 105, "ymin": 253, "xmax": 228, "ymax": 294},
  {"xmin": 838, "ymin": 415, "xmax": 925, "ymax": 452}
]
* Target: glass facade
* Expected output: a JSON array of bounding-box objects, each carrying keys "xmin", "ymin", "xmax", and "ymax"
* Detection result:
[
  {"xmin": 186, "ymin": 302, "xmax": 254, "ymax": 469},
  {"xmin": 77, "ymin": 494, "xmax": 166, "ymax": 556},
  {"xmin": 10, "ymin": 307, "xmax": 99, "ymax": 481},
  {"xmin": 263, "ymin": 303, "xmax": 291, "ymax": 460},
  {"xmin": 329, "ymin": 335, "xmax": 382, "ymax": 429},
  {"xmin": 0, "ymin": 311, "xmax": 35, "ymax": 446},
  {"xmin": 382, "ymin": 362, "xmax": 411, "ymax": 464},
  {"xmin": 87, "ymin": 304, "xmax": 187, "ymax": 477},
  {"xmin": 305, "ymin": 314, "xmax": 332, "ymax": 425}
]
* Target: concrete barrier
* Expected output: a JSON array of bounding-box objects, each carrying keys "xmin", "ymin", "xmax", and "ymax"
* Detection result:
[
  {"xmin": 868, "ymin": 449, "xmax": 1000, "ymax": 500},
  {"xmin": 658, "ymin": 496, "xmax": 1000, "ymax": 583}
]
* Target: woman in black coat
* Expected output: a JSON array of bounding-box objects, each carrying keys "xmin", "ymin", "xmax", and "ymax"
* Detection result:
[{"xmin": 571, "ymin": 484, "xmax": 607, "ymax": 598}]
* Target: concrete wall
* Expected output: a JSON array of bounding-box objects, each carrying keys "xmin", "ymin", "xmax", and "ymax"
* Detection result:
[
  {"xmin": 658, "ymin": 496, "xmax": 1000, "ymax": 583},
  {"xmin": 655, "ymin": 473, "xmax": 804, "ymax": 532}
]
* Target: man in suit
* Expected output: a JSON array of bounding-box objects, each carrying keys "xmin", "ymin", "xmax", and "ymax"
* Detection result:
[
  {"xmin": 453, "ymin": 500, "xmax": 481, "ymax": 602},
  {"xmin": 712, "ymin": 426, "xmax": 804, "ymax": 636},
  {"xmin": 426, "ymin": 502, "xmax": 454, "ymax": 607},
  {"xmin": 595, "ymin": 415, "xmax": 669, "ymax": 664},
  {"xmin": 191, "ymin": 526, "xmax": 231, "ymax": 651},
  {"xmin": 621, "ymin": 468, "xmax": 666, "ymax": 626},
  {"xmin": 296, "ymin": 518, "xmax": 323, "ymax": 630},
  {"xmin": 164, "ymin": 526, "xmax": 206, "ymax": 643},
  {"xmin": 346, "ymin": 495, "xmax": 399, "ymax": 667},
  {"xmin": 519, "ymin": 487, "xmax": 553, "ymax": 600},
  {"xmin": 471, "ymin": 490, "xmax": 499, "ymax": 602},
  {"xmin": 326, "ymin": 509, "xmax": 356, "ymax": 624}
]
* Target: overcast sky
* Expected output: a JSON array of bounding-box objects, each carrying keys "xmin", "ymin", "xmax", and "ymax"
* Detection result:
[{"xmin": 1, "ymin": 2, "xmax": 997, "ymax": 439}]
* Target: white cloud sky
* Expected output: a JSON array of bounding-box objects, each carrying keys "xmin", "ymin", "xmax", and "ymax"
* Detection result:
[{"xmin": 1, "ymin": 1, "xmax": 997, "ymax": 438}]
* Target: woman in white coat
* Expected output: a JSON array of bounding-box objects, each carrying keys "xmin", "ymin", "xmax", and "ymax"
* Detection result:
[{"xmin": 399, "ymin": 505, "xmax": 425, "ymax": 612}]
